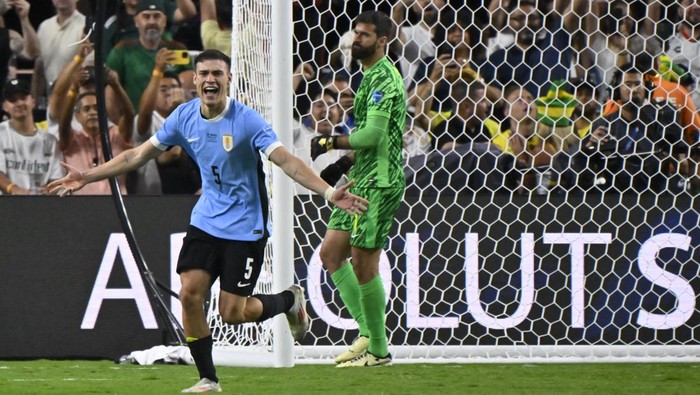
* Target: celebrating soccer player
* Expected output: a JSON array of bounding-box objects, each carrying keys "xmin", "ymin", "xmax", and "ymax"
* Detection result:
[{"xmin": 48, "ymin": 49, "xmax": 368, "ymax": 392}]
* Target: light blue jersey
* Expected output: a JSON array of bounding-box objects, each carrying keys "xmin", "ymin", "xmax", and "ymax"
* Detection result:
[{"xmin": 151, "ymin": 98, "xmax": 282, "ymax": 241}]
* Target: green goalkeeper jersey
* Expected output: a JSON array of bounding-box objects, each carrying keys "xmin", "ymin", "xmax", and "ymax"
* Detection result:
[{"xmin": 350, "ymin": 56, "xmax": 406, "ymax": 189}]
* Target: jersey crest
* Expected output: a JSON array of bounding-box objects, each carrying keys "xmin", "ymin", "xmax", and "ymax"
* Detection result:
[{"xmin": 222, "ymin": 134, "xmax": 234, "ymax": 152}]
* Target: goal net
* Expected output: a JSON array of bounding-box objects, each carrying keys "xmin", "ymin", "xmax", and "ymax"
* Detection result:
[{"xmin": 208, "ymin": 0, "xmax": 700, "ymax": 364}]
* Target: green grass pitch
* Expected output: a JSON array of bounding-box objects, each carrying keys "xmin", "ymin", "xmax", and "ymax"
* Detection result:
[{"xmin": 0, "ymin": 360, "xmax": 696, "ymax": 394}]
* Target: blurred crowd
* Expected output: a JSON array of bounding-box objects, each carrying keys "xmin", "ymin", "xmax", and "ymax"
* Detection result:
[{"xmin": 2, "ymin": 0, "xmax": 700, "ymax": 196}]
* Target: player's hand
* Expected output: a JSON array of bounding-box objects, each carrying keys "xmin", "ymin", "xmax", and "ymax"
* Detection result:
[
  {"xmin": 320, "ymin": 155, "xmax": 353, "ymax": 185},
  {"xmin": 310, "ymin": 135, "xmax": 336, "ymax": 161},
  {"xmin": 47, "ymin": 162, "xmax": 88, "ymax": 197},
  {"xmin": 330, "ymin": 180, "xmax": 368, "ymax": 215}
]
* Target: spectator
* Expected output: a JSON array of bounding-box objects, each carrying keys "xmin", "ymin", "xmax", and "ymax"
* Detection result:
[
  {"xmin": 391, "ymin": 0, "xmax": 447, "ymax": 89},
  {"xmin": 569, "ymin": 76, "xmax": 600, "ymax": 139},
  {"xmin": 2, "ymin": 0, "xmax": 39, "ymax": 60},
  {"xmin": 491, "ymin": 85, "xmax": 558, "ymax": 192},
  {"xmin": 1, "ymin": 0, "xmax": 40, "ymax": 104},
  {"xmin": 665, "ymin": 0, "xmax": 700, "ymax": 108},
  {"xmin": 200, "ymin": 0, "xmax": 231, "ymax": 56},
  {"xmin": 580, "ymin": 0, "xmax": 662, "ymax": 88},
  {"xmin": 131, "ymin": 50, "xmax": 188, "ymax": 194},
  {"xmin": 534, "ymin": 80, "xmax": 580, "ymax": 154},
  {"xmin": 576, "ymin": 62, "xmax": 689, "ymax": 192},
  {"xmin": 47, "ymin": 42, "xmax": 125, "ymax": 139},
  {"xmin": 478, "ymin": 0, "xmax": 583, "ymax": 98},
  {"xmin": 0, "ymin": 79, "xmax": 64, "ymax": 195},
  {"xmin": 600, "ymin": 54, "xmax": 700, "ymax": 144},
  {"xmin": 106, "ymin": 0, "xmax": 194, "ymax": 110},
  {"xmin": 293, "ymin": 89, "xmax": 347, "ymax": 194},
  {"xmin": 409, "ymin": 21, "xmax": 501, "ymax": 132},
  {"xmin": 57, "ymin": 72, "xmax": 134, "ymax": 195},
  {"xmin": 103, "ymin": 0, "xmax": 197, "ymax": 55},
  {"xmin": 31, "ymin": 0, "xmax": 85, "ymax": 99},
  {"xmin": 431, "ymin": 81, "xmax": 496, "ymax": 151}
]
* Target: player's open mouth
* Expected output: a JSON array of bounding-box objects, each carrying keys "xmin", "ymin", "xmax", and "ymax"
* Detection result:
[{"xmin": 203, "ymin": 87, "xmax": 218, "ymax": 96}]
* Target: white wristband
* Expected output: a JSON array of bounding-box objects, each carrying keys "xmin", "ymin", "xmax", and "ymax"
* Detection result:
[{"xmin": 323, "ymin": 186, "xmax": 336, "ymax": 201}]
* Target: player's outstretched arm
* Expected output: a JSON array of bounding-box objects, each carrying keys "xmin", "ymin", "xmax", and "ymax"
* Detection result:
[
  {"xmin": 47, "ymin": 141, "xmax": 163, "ymax": 197},
  {"xmin": 268, "ymin": 146, "xmax": 367, "ymax": 214}
]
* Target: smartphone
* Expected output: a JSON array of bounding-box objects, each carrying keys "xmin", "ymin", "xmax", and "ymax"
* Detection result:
[{"xmin": 169, "ymin": 50, "xmax": 191, "ymax": 65}]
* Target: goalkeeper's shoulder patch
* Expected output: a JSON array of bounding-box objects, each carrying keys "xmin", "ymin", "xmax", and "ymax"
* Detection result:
[{"xmin": 371, "ymin": 91, "xmax": 383, "ymax": 104}]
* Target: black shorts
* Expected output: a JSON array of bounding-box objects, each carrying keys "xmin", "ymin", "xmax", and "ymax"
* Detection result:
[{"xmin": 177, "ymin": 225, "xmax": 267, "ymax": 296}]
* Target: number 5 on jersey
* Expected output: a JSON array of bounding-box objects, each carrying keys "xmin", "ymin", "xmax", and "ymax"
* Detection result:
[{"xmin": 212, "ymin": 165, "xmax": 221, "ymax": 185}]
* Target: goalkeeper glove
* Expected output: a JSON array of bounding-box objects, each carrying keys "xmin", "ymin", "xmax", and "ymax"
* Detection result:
[
  {"xmin": 320, "ymin": 155, "xmax": 354, "ymax": 185},
  {"xmin": 310, "ymin": 135, "xmax": 337, "ymax": 160}
]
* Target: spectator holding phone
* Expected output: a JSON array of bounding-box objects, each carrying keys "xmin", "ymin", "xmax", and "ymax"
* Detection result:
[
  {"xmin": 106, "ymin": 0, "xmax": 193, "ymax": 110},
  {"xmin": 131, "ymin": 48, "xmax": 198, "ymax": 195}
]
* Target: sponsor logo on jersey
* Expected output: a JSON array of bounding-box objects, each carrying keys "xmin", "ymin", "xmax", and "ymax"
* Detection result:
[
  {"xmin": 222, "ymin": 134, "xmax": 234, "ymax": 152},
  {"xmin": 372, "ymin": 91, "xmax": 383, "ymax": 104}
]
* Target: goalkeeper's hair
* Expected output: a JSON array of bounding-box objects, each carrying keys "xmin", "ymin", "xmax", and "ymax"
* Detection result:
[
  {"xmin": 195, "ymin": 49, "xmax": 232, "ymax": 71},
  {"xmin": 354, "ymin": 10, "xmax": 394, "ymax": 40}
]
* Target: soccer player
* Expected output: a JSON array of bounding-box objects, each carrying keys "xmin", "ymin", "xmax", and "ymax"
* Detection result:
[
  {"xmin": 48, "ymin": 49, "xmax": 368, "ymax": 393},
  {"xmin": 310, "ymin": 10, "xmax": 406, "ymax": 367}
]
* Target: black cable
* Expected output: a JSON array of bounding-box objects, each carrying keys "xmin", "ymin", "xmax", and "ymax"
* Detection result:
[{"xmin": 93, "ymin": 1, "xmax": 185, "ymax": 345}]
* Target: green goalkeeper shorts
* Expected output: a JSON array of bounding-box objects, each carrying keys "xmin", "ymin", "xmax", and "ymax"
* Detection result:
[{"xmin": 327, "ymin": 187, "xmax": 403, "ymax": 249}]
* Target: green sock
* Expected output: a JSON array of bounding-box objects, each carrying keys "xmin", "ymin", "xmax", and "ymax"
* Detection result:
[
  {"xmin": 359, "ymin": 275, "xmax": 388, "ymax": 357},
  {"xmin": 330, "ymin": 262, "xmax": 369, "ymax": 337}
]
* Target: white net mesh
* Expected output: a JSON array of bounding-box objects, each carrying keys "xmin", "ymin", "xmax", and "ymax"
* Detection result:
[
  {"xmin": 207, "ymin": 0, "xmax": 275, "ymax": 356},
  {"xmin": 209, "ymin": 1, "xmax": 700, "ymax": 363}
]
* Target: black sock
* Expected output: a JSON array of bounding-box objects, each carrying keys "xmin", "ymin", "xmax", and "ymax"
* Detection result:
[
  {"xmin": 188, "ymin": 335, "xmax": 218, "ymax": 383},
  {"xmin": 252, "ymin": 291, "xmax": 295, "ymax": 321}
]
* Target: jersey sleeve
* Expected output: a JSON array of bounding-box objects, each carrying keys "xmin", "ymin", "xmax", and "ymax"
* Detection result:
[
  {"xmin": 246, "ymin": 109, "xmax": 281, "ymax": 157},
  {"xmin": 152, "ymin": 106, "xmax": 184, "ymax": 150}
]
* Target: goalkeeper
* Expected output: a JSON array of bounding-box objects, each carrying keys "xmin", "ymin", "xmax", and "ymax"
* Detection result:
[{"xmin": 311, "ymin": 10, "xmax": 406, "ymax": 367}]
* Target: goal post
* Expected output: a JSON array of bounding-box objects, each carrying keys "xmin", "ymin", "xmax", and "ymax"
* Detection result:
[
  {"xmin": 207, "ymin": 0, "xmax": 294, "ymax": 367},
  {"xmin": 204, "ymin": 0, "xmax": 700, "ymax": 365}
]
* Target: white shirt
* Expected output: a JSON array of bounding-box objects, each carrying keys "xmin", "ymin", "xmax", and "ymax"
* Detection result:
[
  {"xmin": 37, "ymin": 11, "xmax": 86, "ymax": 87},
  {"xmin": 0, "ymin": 121, "xmax": 64, "ymax": 193}
]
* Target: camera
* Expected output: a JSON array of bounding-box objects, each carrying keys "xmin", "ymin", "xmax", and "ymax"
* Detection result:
[{"xmin": 83, "ymin": 65, "xmax": 110, "ymax": 85}]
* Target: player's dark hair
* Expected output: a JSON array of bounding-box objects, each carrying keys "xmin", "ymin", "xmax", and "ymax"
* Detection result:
[
  {"xmin": 195, "ymin": 49, "xmax": 232, "ymax": 71},
  {"xmin": 354, "ymin": 11, "xmax": 394, "ymax": 39}
]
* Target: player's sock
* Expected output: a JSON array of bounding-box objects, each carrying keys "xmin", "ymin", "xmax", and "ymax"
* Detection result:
[
  {"xmin": 359, "ymin": 275, "xmax": 389, "ymax": 357},
  {"xmin": 187, "ymin": 335, "xmax": 218, "ymax": 383},
  {"xmin": 331, "ymin": 262, "xmax": 369, "ymax": 337},
  {"xmin": 252, "ymin": 291, "xmax": 295, "ymax": 321}
]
